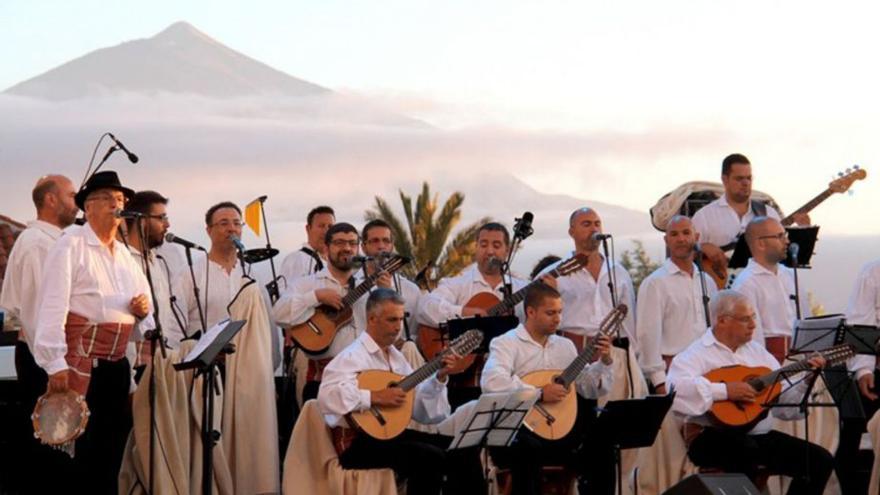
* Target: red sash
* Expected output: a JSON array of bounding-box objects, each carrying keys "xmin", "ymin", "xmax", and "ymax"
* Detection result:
[{"xmin": 64, "ymin": 312, "xmax": 133, "ymax": 395}]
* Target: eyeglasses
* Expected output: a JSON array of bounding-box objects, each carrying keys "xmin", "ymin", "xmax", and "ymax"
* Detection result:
[
  {"xmin": 724, "ymin": 314, "xmax": 757, "ymax": 324},
  {"xmin": 148, "ymin": 214, "xmax": 169, "ymax": 222},
  {"xmin": 330, "ymin": 239, "xmax": 359, "ymax": 248},
  {"xmin": 365, "ymin": 237, "xmax": 393, "ymax": 245},
  {"xmin": 758, "ymin": 232, "xmax": 787, "ymax": 241},
  {"xmin": 212, "ymin": 220, "xmax": 242, "ymax": 228}
]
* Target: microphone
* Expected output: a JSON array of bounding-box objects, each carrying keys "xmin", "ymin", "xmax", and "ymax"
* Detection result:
[
  {"xmin": 114, "ymin": 208, "xmax": 143, "ymax": 219},
  {"xmin": 229, "ymin": 234, "xmax": 245, "ymax": 252},
  {"xmin": 488, "ymin": 257, "xmax": 505, "ymax": 269},
  {"xmin": 592, "ymin": 233, "xmax": 612, "ymax": 242},
  {"xmin": 351, "ymin": 255, "xmax": 373, "ymax": 264},
  {"xmin": 513, "ymin": 211, "xmax": 534, "ymax": 239},
  {"xmin": 108, "ymin": 133, "xmax": 139, "ymax": 164},
  {"xmin": 788, "ymin": 242, "xmax": 800, "ymax": 261},
  {"xmin": 165, "ymin": 233, "xmax": 206, "ymax": 252}
]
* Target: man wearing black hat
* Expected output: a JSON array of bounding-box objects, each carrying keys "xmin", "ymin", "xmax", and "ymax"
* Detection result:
[{"xmin": 32, "ymin": 170, "xmax": 154, "ymax": 494}]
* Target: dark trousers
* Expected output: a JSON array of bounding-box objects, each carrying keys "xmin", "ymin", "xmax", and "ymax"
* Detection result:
[
  {"xmin": 13, "ymin": 342, "xmax": 75, "ymax": 492},
  {"xmin": 340, "ymin": 429, "xmax": 485, "ymax": 495},
  {"xmin": 688, "ymin": 427, "xmax": 833, "ymax": 495},
  {"xmin": 490, "ymin": 398, "xmax": 615, "ymax": 495},
  {"xmin": 837, "ymin": 369, "xmax": 880, "ymax": 494},
  {"xmin": 303, "ymin": 379, "xmax": 320, "ymax": 404},
  {"xmin": 75, "ymin": 358, "xmax": 133, "ymax": 495}
]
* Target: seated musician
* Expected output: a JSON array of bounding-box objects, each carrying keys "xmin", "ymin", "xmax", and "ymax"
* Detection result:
[
  {"xmin": 667, "ymin": 289, "xmax": 833, "ymax": 495},
  {"xmin": 317, "ymin": 288, "xmax": 484, "ymax": 495},
  {"xmin": 418, "ymin": 222, "xmax": 527, "ymax": 407},
  {"xmin": 481, "ymin": 283, "xmax": 616, "ymax": 495}
]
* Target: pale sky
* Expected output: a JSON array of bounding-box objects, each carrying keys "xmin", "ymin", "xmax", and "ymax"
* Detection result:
[{"xmin": 2, "ymin": 0, "xmax": 879, "ymax": 234}]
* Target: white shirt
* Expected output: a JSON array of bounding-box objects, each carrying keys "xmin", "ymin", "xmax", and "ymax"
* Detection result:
[
  {"xmin": 539, "ymin": 254, "xmax": 637, "ymax": 344},
  {"xmin": 279, "ymin": 243, "xmax": 324, "ymax": 290},
  {"xmin": 0, "ymin": 220, "xmax": 62, "ymax": 347},
  {"xmin": 692, "ymin": 194, "xmax": 781, "ymax": 248},
  {"xmin": 731, "ymin": 259, "xmax": 808, "ymax": 342},
  {"xmin": 636, "ymin": 259, "xmax": 717, "ymax": 387},
  {"xmin": 179, "ymin": 255, "xmax": 247, "ymax": 334},
  {"xmin": 352, "ymin": 269, "xmax": 421, "ymax": 341},
  {"xmin": 129, "ymin": 246, "xmax": 188, "ymax": 347},
  {"xmin": 481, "ymin": 324, "xmax": 613, "ymax": 399},
  {"xmin": 33, "ymin": 224, "xmax": 154, "ymax": 375},
  {"xmin": 317, "ymin": 330, "xmax": 450, "ymax": 428},
  {"xmin": 417, "ymin": 263, "xmax": 527, "ymax": 327},
  {"xmin": 272, "ymin": 267, "xmax": 359, "ymax": 360},
  {"xmin": 667, "ymin": 329, "xmax": 809, "ymax": 435},
  {"xmin": 846, "ymin": 259, "xmax": 880, "ymax": 378}
]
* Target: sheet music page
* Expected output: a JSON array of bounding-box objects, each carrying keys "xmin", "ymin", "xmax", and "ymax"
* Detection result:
[{"xmin": 182, "ymin": 318, "xmax": 230, "ymax": 363}]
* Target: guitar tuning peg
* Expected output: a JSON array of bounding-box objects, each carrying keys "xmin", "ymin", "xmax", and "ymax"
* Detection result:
[
  {"xmin": 838, "ymin": 172, "xmax": 844, "ymax": 177},
  {"xmin": 854, "ymin": 164, "xmax": 860, "ymax": 170},
  {"xmin": 848, "ymin": 190, "xmax": 855, "ymax": 196},
  {"xmin": 846, "ymin": 167, "xmax": 852, "ymax": 173}
]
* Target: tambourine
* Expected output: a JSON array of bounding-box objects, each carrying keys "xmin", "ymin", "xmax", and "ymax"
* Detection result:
[{"xmin": 31, "ymin": 390, "xmax": 90, "ymax": 457}]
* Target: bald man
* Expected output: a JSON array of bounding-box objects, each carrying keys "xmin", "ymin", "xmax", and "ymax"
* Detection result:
[
  {"xmin": 0, "ymin": 174, "xmax": 78, "ymax": 490},
  {"xmin": 730, "ymin": 217, "xmax": 808, "ymax": 362},
  {"xmin": 636, "ymin": 215, "xmax": 717, "ymax": 393}
]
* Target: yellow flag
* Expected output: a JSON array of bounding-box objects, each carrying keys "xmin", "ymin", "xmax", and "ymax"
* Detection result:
[{"xmin": 244, "ymin": 199, "xmax": 262, "ymax": 237}]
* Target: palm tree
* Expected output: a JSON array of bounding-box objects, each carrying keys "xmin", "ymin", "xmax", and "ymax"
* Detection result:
[{"xmin": 365, "ymin": 182, "xmax": 490, "ymax": 285}]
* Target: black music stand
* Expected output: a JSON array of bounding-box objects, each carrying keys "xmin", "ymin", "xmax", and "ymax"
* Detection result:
[
  {"xmin": 174, "ymin": 319, "xmax": 246, "ymax": 495},
  {"xmin": 728, "ymin": 226, "xmax": 819, "ymax": 269},
  {"xmin": 596, "ymin": 394, "xmax": 674, "ymax": 495},
  {"xmin": 445, "ymin": 315, "xmax": 519, "ymax": 353},
  {"xmin": 448, "ymin": 389, "xmax": 539, "ymax": 451}
]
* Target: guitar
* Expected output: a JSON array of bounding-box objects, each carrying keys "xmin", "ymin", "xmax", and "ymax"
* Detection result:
[
  {"xmin": 521, "ymin": 304, "xmax": 628, "ymax": 440},
  {"xmin": 705, "ymin": 343, "xmax": 854, "ymax": 428},
  {"xmin": 416, "ymin": 253, "xmax": 588, "ymax": 374},
  {"xmin": 701, "ymin": 166, "xmax": 867, "ymax": 288},
  {"xmin": 288, "ymin": 254, "xmax": 410, "ymax": 354},
  {"xmin": 348, "ymin": 329, "xmax": 484, "ymax": 440}
]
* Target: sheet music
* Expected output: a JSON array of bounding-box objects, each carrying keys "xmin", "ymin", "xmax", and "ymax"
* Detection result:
[
  {"xmin": 182, "ymin": 318, "xmax": 231, "ymax": 363},
  {"xmin": 449, "ymin": 389, "xmax": 538, "ymax": 449}
]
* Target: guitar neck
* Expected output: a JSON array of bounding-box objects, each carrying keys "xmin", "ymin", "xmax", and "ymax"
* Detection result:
[
  {"xmin": 488, "ymin": 267, "xmax": 561, "ymax": 316},
  {"xmin": 781, "ymin": 189, "xmax": 833, "ymax": 226},
  {"xmin": 340, "ymin": 258, "xmax": 407, "ymax": 308},
  {"xmin": 756, "ymin": 360, "xmax": 811, "ymax": 389},
  {"xmin": 397, "ymin": 355, "xmax": 445, "ymax": 392}
]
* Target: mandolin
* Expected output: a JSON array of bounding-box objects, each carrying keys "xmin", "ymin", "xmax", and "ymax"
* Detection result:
[
  {"xmin": 521, "ymin": 304, "xmax": 628, "ymax": 440},
  {"xmin": 701, "ymin": 166, "xmax": 867, "ymax": 289},
  {"xmin": 288, "ymin": 254, "xmax": 410, "ymax": 354},
  {"xmin": 416, "ymin": 253, "xmax": 588, "ymax": 374},
  {"xmin": 347, "ymin": 329, "xmax": 484, "ymax": 440},
  {"xmin": 704, "ymin": 343, "xmax": 854, "ymax": 428}
]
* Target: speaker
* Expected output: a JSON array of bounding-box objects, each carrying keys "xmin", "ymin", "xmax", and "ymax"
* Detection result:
[{"xmin": 662, "ymin": 473, "xmax": 761, "ymax": 494}]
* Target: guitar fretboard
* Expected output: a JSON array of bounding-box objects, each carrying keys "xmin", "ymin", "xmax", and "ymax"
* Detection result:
[{"xmin": 781, "ymin": 189, "xmax": 833, "ymax": 226}]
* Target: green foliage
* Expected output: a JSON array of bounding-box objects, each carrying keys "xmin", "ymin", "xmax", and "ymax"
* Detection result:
[
  {"xmin": 619, "ymin": 240, "xmax": 661, "ymax": 293},
  {"xmin": 365, "ymin": 182, "xmax": 490, "ymax": 282}
]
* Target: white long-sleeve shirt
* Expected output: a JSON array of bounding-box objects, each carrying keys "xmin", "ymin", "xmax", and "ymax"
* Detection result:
[
  {"xmin": 129, "ymin": 246, "xmax": 188, "ymax": 347},
  {"xmin": 691, "ymin": 194, "xmax": 781, "ymax": 248},
  {"xmin": 352, "ymin": 269, "xmax": 421, "ymax": 341},
  {"xmin": 0, "ymin": 220, "xmax": 62, "ymax": 348},
  {"xmin": 179, "ymin": 255, "xmax": 246, "ymax": 334},
  {"xmin": 318, "ymin": 330, "xmax": 450, "ymax": 428},
  {"xmin": 272, "ymin": 268, "xmax": 360, "ymax": 360},
  {"xmin": 636, "ymin": 259, "xmax": 717, "ymax": 387},
  {"xmin": 730, "ymin": 259, "xmax": 808, "ymax": 343},
  {"xmin": 481, "ymin": 324, "xmax": 613, "ymax": 399},
  {"xmin": 539, "ymin": 254, "xmax": 637, "ymax": 344},
  {"xmin": 846, "ymin": 259, "xmax": 880, "ymax": 378},
  {"xmin": 279, "ymin": 244, "xmax": 324, "ymax": 290},
  {"xmin": 667, "ymin": 329, "xmax": 810, "ymax": 435},
  {"xmin": 33, "ymin": 224, "xmax": 154, "ymax": 375},
  {"xmin": 417, "ymin": 264, "xmax": 527, "ymax": 327}
]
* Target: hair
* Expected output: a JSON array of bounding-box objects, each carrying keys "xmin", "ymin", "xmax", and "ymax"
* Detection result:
[
  {"xmin": 307, "ymin": 206, "xmax": 335, "ymax": 226},
  {"xmin": 324, "ymin": 222, "xmax": 359, "ymax": 246},
  {"xmin": 366, "ymin": 287, "xmax": 406, "ymax": 315},
  {"xmin": 204, "ymin": 201, "xmax": 241, "ymax": 226},
  {"xmin": 530, "ymin": 255, "xmax": 561, "ymax": 280},
  {"xmin": 568, "ymin": 207, "xmax": 596, "ymax": 226},
  {"xmin": 743, "ymin": 216, "xmax": 772, "ymax": 244},
  {"xmin": 477, "ymin": 222, "xmax": 510, "ymax": 246},
  {"xmin": 721, "ymin": 153, "xmax": 750, "ymax": 176},
  {"xmin": 125, "ymin": 190, "xmax": 168, "ymax": 229},
  {"xmin": 709, "ymin": 289, "xmax": 750, "ymax": 323},
  {"xmin": 362, "ymin": 218, "xmax": 392, "ymax": 242},
  {"xmin": 524, "ymin": 282, "xmax": 562, "ymax": 310},
  {"xmin": 665, "ymin": 214, "xmax": 692, "ymax": 231},
  {"xmin": 31, "ymin": 175, "xmax": 62, "ymax": 209}
]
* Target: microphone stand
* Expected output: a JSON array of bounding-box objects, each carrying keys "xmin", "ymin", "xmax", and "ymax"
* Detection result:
[
  {"xmin": 789, "ymin": 244, "xmax": 802, "ymax": 320},
  {"xmin": 185, "ymin": 246, "xmax": 208, "ymax": 338},
  {"xmin": 600, "ymin": 235, "xmax": 634, "ymax": 398},
  {"xmin": 502, "ymin": 215, "xmax": 533, "ymax": 299},
  {"xmin": 256, "ymin": 196, "xmax": 281, "ymax": 304},
  {"xmin": 693, "ymin": 247, "xmax": 712, "ymax": 328}
]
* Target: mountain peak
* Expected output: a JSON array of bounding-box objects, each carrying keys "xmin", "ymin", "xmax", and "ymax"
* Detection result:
[{"xmin": 152, "ymin": 21, "xmax": 216, "ymax": 45}]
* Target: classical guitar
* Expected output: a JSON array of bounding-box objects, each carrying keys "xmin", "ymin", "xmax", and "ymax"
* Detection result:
[
  {"xmin": 521, "ymin": 304, "xmax": 628, "ymax": 440},
  {"xmin": 705, "ymin": 343, "xmax": 854, "ymax": 428},
  {"xmin": 348, "ymin": 329, "xmax": 484, "ymax": 440},
  {"xmin": 416, "ymin": 253, "xmax": 588, "ymax": 374},
  {"xmin": 288, "ymin": 254, "xmax": 410, "ymax": 354},
  {"xmin": 701, "ymin": 166, "xmax": 867, "ymax": 288}
]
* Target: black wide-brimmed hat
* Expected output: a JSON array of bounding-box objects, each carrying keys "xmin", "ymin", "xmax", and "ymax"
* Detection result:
[{"xmin": 75, "ymin": 171, "xmax": 135, "ymax": 210}]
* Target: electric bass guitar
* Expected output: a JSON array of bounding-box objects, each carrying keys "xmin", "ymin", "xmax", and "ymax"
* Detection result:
[
  {"xmin": 348, "ymin": 329, "xmax": 484, "ymax": 440},
  {"xmin": 705, "ymin": 343, "xmax": 854, "ymax": 428},
  {"xmin": 288, "ymin": 254, "xmax": 410, "ymax": 354},
  {"xmin": 701, "ymin": 166, "xmax": 867, "ymax": 288},
  {"xmin": 521, "ymin": 304, "xmax": 628, "ymax": 440},
  {"xmin": 416, "ymin": 253, "xmax": 588, "ymax": 374}
]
